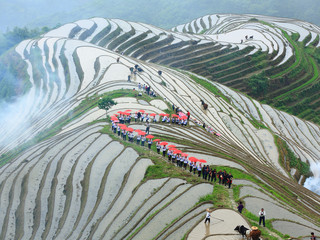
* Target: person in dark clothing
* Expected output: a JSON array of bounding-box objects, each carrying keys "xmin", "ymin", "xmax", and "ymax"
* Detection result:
[
  {"xmin": 204, "ymin": 165, "xmax": 209, "ymax": 180},
  {"xmin": 237, "ymin": 202, "xmax": 244, "ymax": 213},
  {"xmin": 212, "ymin": 169, "xmax": 217, "ymax": 182},
  {"xmin": 208, "ymin": 169, "xmax": 212, "ymax": 181},
  {"xmin": 172, "ymin": 104, "xmax": 175, "ymax": 111},
  {"xmin": 148, "ymin": 139, "xmax": 152, "ymax": 149},
  {"xmin": 146, "ymin": 122, "xmax": 150, "ymax": 134},
  {"xmin": 218, "ymin": 170, "xmax": 223, "ymax": 184},
  {"xmin": 141, "ymin": 136, "xmax": 146, "ymax": 146},
  {"xmin": 227, "ymin": 173, "xmax": 233, "ymax": 188},
  {"xmin": 130, "ymin": 67, "xmax": 134, "ymax": 73},
  {"xmin": 311, "ymin": 232, "xmax": 317, "ymax": 240},
  {"xmin": 137, "ymin": 112, "xmax": 141, "ymax": 121},
  {"xmin": 189, "ymin": 162, "xmax": 193, "ymax": 173},
  {"xmin": 162, "ymin": 145, "xmax": 167, "ymax": 157},
  {"xmin": 259, "ymin": 208, "xmax": 266, "ymax": 227},
  {"xmin": 128, "ymin": 75, "xmax": 131, "ymax": 82},
  {"xmin": 158, "ymin": 70, "xmax": 162, "ymax": 76},
  {"xmin": 135, "ymin": 64, "xmax": 139, "ymax": 69}
]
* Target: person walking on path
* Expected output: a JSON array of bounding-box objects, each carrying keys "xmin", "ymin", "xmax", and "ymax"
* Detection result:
[
  {"xmin": 237, "ymin": 202, "xmax": 244, "ymax": 213},
  {"xmin": 204, "ymin": 209, "xmax": 213, "ymax": 224},
  {"xmin": 259, "ymin": 208, "xmax": 266, "ymax": 227},
  {"xmin": 187, "ymin": 111, "xmax": 190, "ymax": 120}
]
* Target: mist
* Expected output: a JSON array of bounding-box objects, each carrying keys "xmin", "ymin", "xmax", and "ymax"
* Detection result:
[
  {"xmin": 304, "ymin": 162, "xmax": 320, "ymax": 195},
  {"xmin": 0, "ymin": 92, "xmax": 34, "ymax": 154},
  {"xmin": 1, "ymin": 0, "xmax": 320, "ymax": 32}
]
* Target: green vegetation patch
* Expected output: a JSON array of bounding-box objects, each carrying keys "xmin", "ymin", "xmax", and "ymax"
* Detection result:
[{"xmin": 189, "ymin": 74, "xmax": 230, "ymax": 103}]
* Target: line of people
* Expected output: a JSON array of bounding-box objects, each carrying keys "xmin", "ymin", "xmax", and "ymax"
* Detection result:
[{"xmin": 111, "ymin": 119, "xmax": 233, "ymax": 187}]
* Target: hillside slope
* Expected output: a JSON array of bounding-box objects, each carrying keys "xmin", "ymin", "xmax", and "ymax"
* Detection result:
[{"xmin": 0, "ymin": 15, "xmax": 320, "ymax": 239}]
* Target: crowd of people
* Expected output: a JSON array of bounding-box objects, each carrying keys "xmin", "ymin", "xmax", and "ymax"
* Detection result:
[{"xmin": 110, "ymin": 109, "xmax": 231, "ymax": 186}]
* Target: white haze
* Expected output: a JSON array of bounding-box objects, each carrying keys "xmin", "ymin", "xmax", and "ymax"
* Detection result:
[
  {"xmin": 304, "ymin": 162, "xmax": 320, "ymax": 195},
  {"xmin": 0, "ymin": 91, "xmax": 37, "ymax": 154}
]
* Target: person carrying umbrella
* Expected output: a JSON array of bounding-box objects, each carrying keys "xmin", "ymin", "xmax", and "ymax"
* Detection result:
[
  {"xmin": 147, "ymin": 138, "xmax": 152, "ymax": 149},
  {"xmin": 141, "ymin": 135, "xmax": 146, "ymax": 146},
  {"xmin": 189, "ymin": 160, "xmax": 193, "ymax": 173},
  {"xmin": 146, "ymin": 135, "xmax": 154, "ymax": 149},
  {"xmin": 123, "ymin": 130, "xmax": 127, "ymax": 141},
  {"xmin": 179, "ymin": 154, "xmax": 184, "ymax": 167},
  {"xmin": 183, "ymin": 155, "xmax": 188, "ymax": 169},
  {"xmin": 162, "ymin": 145, "xmax": 167, "ymax": 157},
  {"xmin": 136, "ymin": 133, "xmax": 141, "ymax": 145},
  {"xmin": 167, "ymin": 149, "xmax": 172, "ymax": 162},
  {"xmin": 156, "ymin": 141, "xmax": 161, "ymax": 154}
]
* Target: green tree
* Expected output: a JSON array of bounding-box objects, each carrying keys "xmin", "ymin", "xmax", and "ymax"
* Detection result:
[
  {"xmin": 247, "ymin": 73, "xmax": 269, "ymax": 97},
  {"xmin": 98, "ymin": 96, "xmax": 117, "ymax": 117}
]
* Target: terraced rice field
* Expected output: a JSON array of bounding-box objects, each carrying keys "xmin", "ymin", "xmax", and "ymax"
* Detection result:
[{"xmin": 0, "ymin": 13, "xmax": 320, "ymax": 239}]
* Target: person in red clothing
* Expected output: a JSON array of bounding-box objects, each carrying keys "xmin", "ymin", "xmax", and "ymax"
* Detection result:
[{"xmin": 187, "ymin": 111, "xmax": 190, "ymax": 120}]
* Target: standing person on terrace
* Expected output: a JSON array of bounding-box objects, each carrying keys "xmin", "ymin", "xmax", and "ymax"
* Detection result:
[
  {"xmin": 123, "ymin": 130, "xmax": 127, "ymax": 141},
  {"xmin": 136, "ymin": 134, "xmax": 141, "ymax": 145},
  {"xmin": 197, "ymin": 164, "xmax": 202, "ymax": 177},
  {"xmin": 204, "ymin": 209, "xmax": 212, "ymax": 224},
  {"xmin": 134, "ymin": 112, "xmax": 138, "ymax": 122},
  {"xmin": 117, "ymin": 125, "xmax": 121, "ymax": 136},
  {"xmin": 167, "ymin": 149, "xmax": 172, "ymax": 161},
  {"xmin": 176, "ymin": 154, "xmax": 180, "ymax": 166},
  {"xmin": 156, "ymin": 141, "xmax": 160, "ymax": 154},
  {"xmin": 258, "ymin": 208, "xmax": 266, "ymax": 227},
  {"xmin": 187, "ymin": 111, "xmax": 190, "ymax": 120},
  {"xmin": 227, "ymin": 173, "xmax": 233, "ymax": 188},
  {"xmin": 162, "ymin": 145, "xmax": 167, "ymax": 157},
  {"xmin": 179, "ymin": 154, "xmax": 184, "ymax": 167},
  {"xmin": 311, "ymin": 232, "xmax": 317, "ymax": 240},
  {"xmin": 171, "ymin": 151, "xmax": 176, "ymax": 163},
  {"xmin": 212, "ymin": 169, "xmax": 217, "ymax": 182},
  {"xmin": 189, "ymin": 161, "xmax": 193, "ymax": 173},
  {"xmin": 237, "ymin": 201, "xmax": 244, "ymax": 214},
  {"xmin": 184, "ymin": 156, "xmax": 188, "ymax": 170},
  {"xmin": 148, "ymin": 138, "xmax": 152, "ymax": 149},
  {"xmin": 141, "ymin": 135, "xmax": 146, "ymax": 146},
  {"xmin": 146, "ymin": 121, "xmax": 150, "ymax": 134}
]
